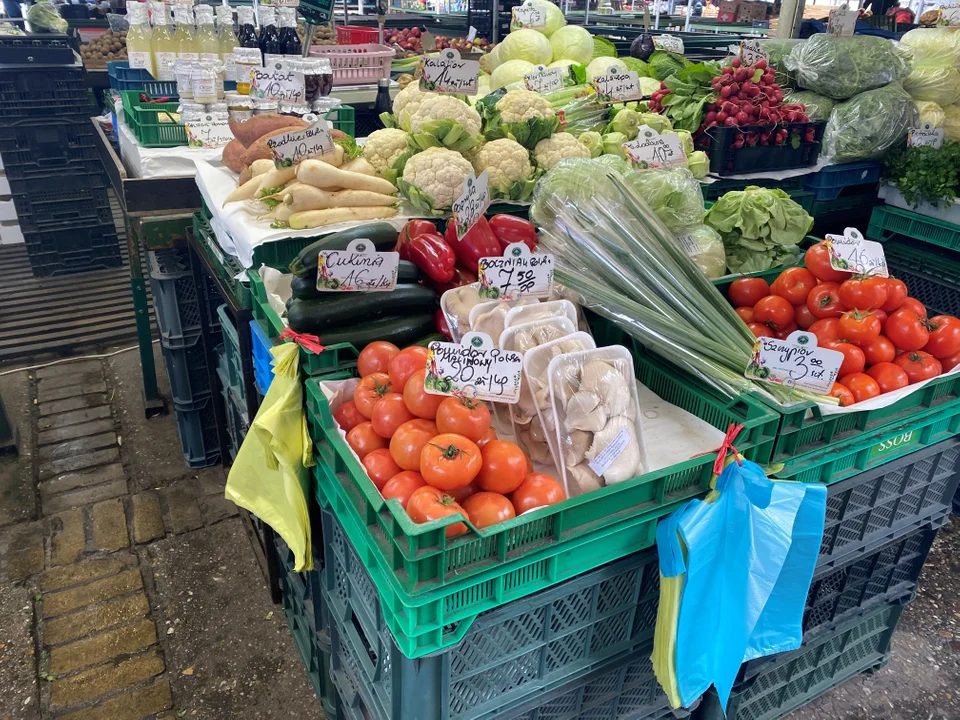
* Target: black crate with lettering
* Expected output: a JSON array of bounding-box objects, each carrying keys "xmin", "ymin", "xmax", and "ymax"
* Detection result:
[{"xmin": 699, "ymin": 120, "xmax": 826, "ymax": 176}]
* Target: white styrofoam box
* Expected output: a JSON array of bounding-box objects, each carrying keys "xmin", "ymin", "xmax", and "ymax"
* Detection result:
[
  {"xmin": 0, "ymin": 220, "xmax": 23, "ymax": 245},
  {"xmin": 0, "ymin": 199, "xmax": 16, "ymax": 222},
  {"xmin": 879, "ymin": 184, "xmax": 960, "ymax": 226}
]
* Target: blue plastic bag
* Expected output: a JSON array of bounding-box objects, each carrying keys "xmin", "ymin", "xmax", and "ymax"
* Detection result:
[{"xmin": 654, "ymin": 447, "xmax": 826, "ymax": 710}]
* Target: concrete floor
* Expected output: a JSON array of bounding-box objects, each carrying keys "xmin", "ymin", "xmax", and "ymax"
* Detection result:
[{"xmin": 0, "ymin": 344, "xmax": 958, "ymax": 719}]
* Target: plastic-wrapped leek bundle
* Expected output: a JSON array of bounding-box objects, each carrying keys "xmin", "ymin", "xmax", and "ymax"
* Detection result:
[{"xmin": 530, "ymin": 158, "xmax": 829, "ymax": 407}]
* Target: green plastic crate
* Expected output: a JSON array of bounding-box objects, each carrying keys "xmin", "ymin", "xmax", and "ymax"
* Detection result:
[
  {"xmin": 867, "ymin": 204, "xmax": 960, "ymax": 253},
  {"xmin": 883, "ymin": 238, "xmax": 960, "ymax": 318},
  {"xmin": 120, "ymin": 90, "xmax": 186, "ymax": 148},
  {"xmin": 191, "ymin": 213, "xmax": 251, "ymax": 310},
  {"xmin": 810, "ymin": 184, "xmax": 880, "ymax": 218},
  {"xmin": 304, "ymin": 316, "xmax": 779, "ymax": 658},
  {"xmin": 701, "ymin": 175, "xmax": 807, "ymax": 202}
]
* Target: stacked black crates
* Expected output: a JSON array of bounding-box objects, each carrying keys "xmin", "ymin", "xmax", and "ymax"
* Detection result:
[{"xmin": 0, "ymin": 49, "xmax": 121, "ymax": 276}]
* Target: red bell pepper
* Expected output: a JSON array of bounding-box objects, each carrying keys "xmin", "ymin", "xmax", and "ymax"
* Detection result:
[
  {"xmin": 395, "ymin": 219, "xmax": 438, "ymax": 261},
  {"xmin": 435, "ymin": 309, "xmax": 452, "ymax": 340},
  {"xmin": 429, "ymin": 266, "xmax": 477, "ymax": 295},
  {"xmin": 488, "ymin": 214, "xmax": 539, "ymax": 253},
  {"xmin": 407, "ymin": 232, "xmax": 456, "ymax": 284},
  {"xmin": 443, "ymin": 215, "xmax": 501, "ymax": 273}
]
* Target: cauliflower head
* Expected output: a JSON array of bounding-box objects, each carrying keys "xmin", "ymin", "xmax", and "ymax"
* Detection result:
[
  {"xmin": 404, "ymin": 95, "xmax": 482, "ymax": 136},
  {"xmin": 400, "ymin": 147, "xmax": 474, "ymax": 214},
  {"xmin": 497, "ymin": 89, "xmax": 555, "ymax": 124},
  {"xmin": 362, "ymin": 128, "xmax": 412, "ymax": 177},
  {"xmin": 472, "ymin": 138, "xmax": 537, "ymax": 201},
  {"xmin": 534, "ymin": 132, "xmax": 590, "ymax": 170},
  {"xmin": 392, "ymin": 84, "xmax": 424, "ymax": 119}
]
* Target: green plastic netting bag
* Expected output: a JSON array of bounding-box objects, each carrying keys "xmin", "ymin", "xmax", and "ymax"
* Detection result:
[
  {"xmin": 783, "ymin": 90, "xmax": 835, "ymax": 122},
  {"xmin": 822, "ymin": 83, "xmax": 917, "ymax": 163},
  {"xmin": 784, "ymin": 35, "xmax": 912, "ymax": 100}
]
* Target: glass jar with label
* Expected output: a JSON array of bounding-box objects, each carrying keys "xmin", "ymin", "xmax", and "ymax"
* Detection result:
[
  {"xmin": 311, "ymin": 97, "xmax": 342, "ymax": 118},
  {"xmin": 207, "ymin": 102, "xmax": 229, "ymax": 120},
  {"xmin": 234, "ymin": 46, "xmax": 262, "ymax": 96},
  {"xmin": 175, "ymin": 60, "xmax": 195, "ymax": 99},
  {"xmin": 191, "ymin": 63, "xmax": 218, "ymax": 104},
  {"xmin": 304, "ymin": 57, "xmax": 334, "ymax": 100},
  {"xmin": 227, "ymin": 94, "xmax": 255, "ymax": 122},
  {"xmin": 177, "ymin": 102, "xmax": 205, "ymax": 124},
  {"xmin": 279, "ymin": 101, "xmax": 311, "ymax": 119},
  {"xmin": 254, "ymin": 99, "xmax": 279, "ymax": 115}
]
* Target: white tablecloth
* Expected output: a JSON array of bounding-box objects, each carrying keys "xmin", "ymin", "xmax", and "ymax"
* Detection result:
[{"xmin": 116, "ymin": 106, "xmax": 224, "ymax": 179}]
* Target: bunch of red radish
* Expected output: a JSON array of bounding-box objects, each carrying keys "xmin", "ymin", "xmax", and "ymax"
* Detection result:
[{"xmin": 727, "ymin": 240, "xmax": 960, "ymax": 407}]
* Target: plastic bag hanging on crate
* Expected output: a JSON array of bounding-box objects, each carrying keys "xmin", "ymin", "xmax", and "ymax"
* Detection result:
[
  {"xmin": 226, "ymin": 332, "xmax": 317, "ymax": 572},
  {"xmin": 651, "ymin": 424, "xmax": 827, "ymax": 711}
]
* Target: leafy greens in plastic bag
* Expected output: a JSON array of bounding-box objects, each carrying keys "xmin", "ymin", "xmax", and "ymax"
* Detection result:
[
  {"xmin": 704, "ymin": 187, "xmax": 812, "ymax": 274},
  {"xmin": 27, "ymin": 1, "xmax": 68, "ymax": 32},
  {"xmin": 784, "ymin": 35, "xmax": 912, "ymax": 100},
  {"xmin": 622, "ymin": 166, "xmax": 705, "ymax": 232},
  {"xmin": 822, "ymin": 83, "xmax": 916, "ymax": 163},
  {"xmin": 783, "ymin": 90, "xmax": 834, "ymax": 122},
  {"xmin": 900, "ymin": 28, "xmax": 960, "ymax": 67},
  {"xmin": 903, "ymin": 65, "xmax": 960, "ymax": 107}
]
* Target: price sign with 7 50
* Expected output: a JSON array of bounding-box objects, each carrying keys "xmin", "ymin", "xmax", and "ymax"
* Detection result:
[{"xmin": 478, "ymin": 243, "xmax": 553, "ymax": 300}]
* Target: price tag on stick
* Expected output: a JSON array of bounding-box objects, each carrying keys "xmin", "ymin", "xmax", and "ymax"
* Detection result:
[
  {"xmin": 745, "ymin": 331, "xmax": 844, "ymax": 395},
  {"xmin": 424, "ymin": 332, "xmax": 523, "ymax": 403},
  {"xmin": 524, "ymin": 64, "xmax": 565, "ymax": 93},
  {"xmin": 827, "ymin": 8, "xmax": 857, "ymax": 37},
  {"xmin": 478, "ymin": 243, "xmax": 555, "ymax": 300},
  {"xmin": 622, "ymin": 126, "xmax": 688, "ymax": 169},
  {"xmin": 826, "ymin": 227, "xmax": 889, "ymax": 277},
  {"xmin": 591, "ymin": 68, "xmax": 643, "ymax": 103},
  {"xmin": 511, "ymin": 0, "xmax": 547, "ymax": 29},
  {"xmin": 740, "ymin": 39, "xmax": 768, "ymax": 65},
  {"xmin": 419, "ymin": 48, "xmax": 480, "ymax": 95},
  {"xmin": 251, "ymin": 60, "xmax": 306, "ymax": 102},
  {"xmin": 267, "ymin": 117, "xmax": 334, "ymax": 166},
  {"xmin": 316, "ymin": 239, "xmax": 400, "ymax": 292},
  {"xmin": 908, "ymin": 123, "xmax": 944, "ymax": 149},
  {"xmin": 452, "ymin": 171, "xmax": 490, "ymax": 241}
]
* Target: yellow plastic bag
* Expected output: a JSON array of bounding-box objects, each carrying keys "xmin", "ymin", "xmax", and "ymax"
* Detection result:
[{"xmin": 225, "ymin": 342, "xmax": 315, "ymax": 571}]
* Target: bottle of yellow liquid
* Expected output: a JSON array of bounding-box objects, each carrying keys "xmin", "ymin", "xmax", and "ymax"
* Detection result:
[
  {"xmin": 174, "ymin": 5, "xmax": 199, "ymax": 61},
  {"xmin": 195, "ymin": 4, "xmax": 220, "ymax": 63},
  {"xmin": 151, "ymin": 3, "xmax": 178, "ymax": 82},
  {"xmin": 216, "ymin": 5, "xmax": 239, "ymax": 83},
  {"xmin": 126, "ymin": 2, "xmax": 154, "ymax": 77}
]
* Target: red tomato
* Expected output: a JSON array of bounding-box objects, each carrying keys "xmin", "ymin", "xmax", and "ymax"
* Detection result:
[
  {"xmin": 362, "ymin": 448, "xmax": 402, "ymax": 490},
  {"xmin": 748, "ymin": 322, "xmax": 774, "ymax": 338},
  {"xmin": 735, "ymin": 306, "xmax": 756, "ymax": 324},
  {"xmin": 805, "ymin": 241, "xmax": 849, "ymax": 283},
  {"xmin": 806, "ymin": 282, "xmax": 845, "ymax": 319},
  {"xmin": 829, "ymin": 382, "xmax": 856, "ymax": 407},
  {"xmin": 810, "ymin": 318, "xmax": 840, "ymax": 344},
  {"xmin": 881, "ymin": 278, "xmax": 908, "ymax": 313},
  {"xmin": 861, "ymin": 335, "xmax": 896, "ymax": 366},
  {"xmin": 885, "ymin": 310, "xmax": 930, "ymax": 351},
  {"xmin": 774, "ymin": 321, "xmax": 799, "ymax": 340},
  {"xmin": 839, "ymin": 373, "xmax": 881, "ymax": 403},
  {"xmin": 333, "ymin": 400, "xmax": 365, "ymax": 432},
  {"xmin": 419, "ymin": 433, "xmax": 482, "ymax": 491},
  {"xmin": 872, "ymin": 308, "xmax": 888, "ymax": 329},
  {"xmin": 389, "ymin": 419, "xmax": 438, "ymax": 471},
  {"xmin": 461, "ymin": 492, "xmax": 516, "ymax": 530},
  {"xmin": 866, "ymin": 362, "xmax": 910, "ymax": 394},
  {"xmin": 900, "ymin": 297, "xmax": 927, "ymax": 318},
  {"xmin": 774, "ymin": 267, "xmax": 818, "ymax": 306},
  {"xmin": 388, "ymin": 346, "xmax": 430, "ymax": 391},
  {"xmin": 838, "ymin": 276, "xmax": 888, "ymax": 311},
  {"xmin": 435, "ymin": 396, "xmax": 492, "ymax": 442},
  {"xmin": 822, "ymin": 340, "xmax": 866, "ymax": 377},
  {"xmin": 474, "ymin": 440, "xmax": 529, "ymax": 494},
  {"xmin": 754, "ymin": 295, "xmax": 795, "ymax": 331},
  {"xmin": 476, "ymin": 426, "xmax": 498, "ymax": 447},
  {"xmin": 924, "ymin": 316, "xmax": 960, "ymax": 359},
  {"xmin": 942, "ymin": 351, "xmax": 960, "ymax": 373},
  {"xmin": 402, "ymin": 368, "xmax": 445, "ymax": 419},
  {"xmin": 357, "ymin": 341, "xmax": 400, "ymax": 377},
  {"xmin": 381, "ymin": 471, "xmax": 427, "ymax": 508},
  {"xmin": 510, "ymin": 473, "xmax": 566, "ymax": 514},
  {"xmin": 354, "ymin": 373, "xmax": 393, "ymax": 419},
  {"xmin": 406, "ymin": 486, "xmax": 467, "ymax": 538},
  {"xmin": 447, "ymin": 481, "xmax": 479, "ymax": 504},
  {"xmin": 894, "ymin": 351, "xmax": 943, "ymax": 383},
  {"xmin": 371, "ymin": 393, "xmax": 415, "ymax": 439},
  {"xmin": 728, "ymin": 277, "xmax": 770, "ymax": 307},
  {"xmin": 794, "ymin": 303, "xmax": 817, "ymax": 330},
  {"xmin": 838, "ymin": 310, "xmax": 882, "ymax": 346},
  {"xmin": 346, "ymin": 421, "xmax": 388, "ymax": 460}
]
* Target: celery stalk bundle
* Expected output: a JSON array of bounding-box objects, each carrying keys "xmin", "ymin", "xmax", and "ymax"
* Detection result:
[{"xmin": 530, "ymin": 158, "xmax": 831, "ymax": 407}]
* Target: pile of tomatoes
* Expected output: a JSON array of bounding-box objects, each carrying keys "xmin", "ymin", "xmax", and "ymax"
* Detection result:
[
  {"xmin": 728, "ymin": 240, "xmax": 960, "ymax": 406},
  {"xmin": 332, "ymin": 340, "xmax": 567, "ymax": 537}
]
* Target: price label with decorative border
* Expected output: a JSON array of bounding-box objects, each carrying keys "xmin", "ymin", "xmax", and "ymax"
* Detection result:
[
  {"xmin": 511, "ymin": 1, "xmax": 547, "ymax": 29},
  {"xmin": 478, "ymin": 243, "xmax": 554, "ymax": 300},
  {"xmin": 826, "ymin": 227, "xmax": 889, "ymax": 277},
  {"xmin": 740, "ymin": 39, "xmax": 768, "ymax": 65},
  {"xmin": 452, "ymin": 171, "xmax": 490, "ymax": 241},
  {"xmin": 424, "ymin": 332, "xmax": 523, "ymax": 403},
  {"xmin": 316, "ymin": 239, "xmax": 400, "ymax": 292},
  {"xmin": 419, "ymin": 48, "xmax": 480, "ymax": 95},
  {"xmin": 622, "ymin": 126, "xmax": 688, "ymax": 169},
  {"xmin": 267, "ymin": 117, "xmax": 333, "ymax": 167},
  {"xmin": 185, "ymin": 115, "xmax": 234, "ymax": 148},
  {"xmin": 653, "ymin": 35, "xmax": 684, "ymax": 54},
  {"xmin": 251, "ymin": 60, "xmax": 305, "ymax": 102},
  {"xmin": 908, "ymin": 123, "xmax": 944, "ymax": 149},
  {"xmin": 591, "ymin": 68, "xmax": 643, "ymax": 103},
  {"xmin": 745, "ymin": 331, "xmax": 843, "ymax": 395},
  {"xmin": 524, "ymin": 64, "xmax": 565, "ymax": 93}
]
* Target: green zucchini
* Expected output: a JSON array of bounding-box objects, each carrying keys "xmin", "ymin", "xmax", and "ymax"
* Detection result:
[
  {"xmin": 290, "ymin": 261, "xmax": 422, "ymax": 300},
  {"xmin": 311, "ymin": 313, "xmax": 437, "ymax": 350},
  {"xmin": 286, "ymin": 284, "xmax": 438, "ymax": 333},
  {"xmin": 288, "ymin": 222, "xmax": 399, "ymax": 277}
]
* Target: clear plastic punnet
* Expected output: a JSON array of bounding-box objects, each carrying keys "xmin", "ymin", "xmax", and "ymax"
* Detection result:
[
  {"xmin": 504, "ymin": 299, "xmax": 579, "ymax": 330},
  {"xmin": 440, "ymin": 283, "xmax": 481, "ymax": 342}
]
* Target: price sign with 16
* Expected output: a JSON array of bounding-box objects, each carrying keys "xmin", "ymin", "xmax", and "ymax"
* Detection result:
[{"xmin": 316, "ymin": 239, "xmax": 400, "ymax": 292}]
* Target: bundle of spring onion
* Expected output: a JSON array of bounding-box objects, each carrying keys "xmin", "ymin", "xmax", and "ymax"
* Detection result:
[
  {"xmin": 530, "ymin": 157, "xmax": 834, "ymax": 407},
  {"xmin": 542, "ymin": 85, "xmax": 611, "ymax": 135}
]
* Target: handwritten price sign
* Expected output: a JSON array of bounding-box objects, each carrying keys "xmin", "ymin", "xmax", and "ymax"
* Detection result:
[
  {"xmin": 524, "ymin": 64, "xmax": 566, "ymax": 93},
  {"xmin": 424, "ymin": 332, "xmax": 523, "ymax": 403},
  {"xmin": 826, "ymin": 228, "xmax": 889, "ymax": 277},
  {"xmin": 908, "ymin": 123, "xmax": 944, "ymax": 149},
  {"xmin": 478, "ymin": 243, "xmax": 554, "ymax": 300},
  {"xmin": 622, "ymin": 126, "xmax": 688, "ymax": 169},
  {"xmin": 185, "ymin": 116, "xmax": 234, "ymax": 148},
  {"xmin": 591, "ymin": 69, "xmax": 643, "ymax": 103},
  {"xmin": 316, "ymin": 239, "xmax": 399, "ymax": 292},
  {"xmin": 511, "ymin": 1, "xmax": 546, "ymax": 29},
  {"xmin": 251, "ymin": 60, "xmax": 305, "ymax": 102},
  {"xmin": 267, "ymin": 118, "xmax": 334, "ymax": 167},
  {"xmin": 745, "ymin": 331, "xmax": 843, "ymax": 395},
  {"xmin": 419, "ymin": 48, "xmax": 480, "ymax": 95},
  {"xmin": 452, "ymin": 171, "xmax": 490, "ymax": 241}
]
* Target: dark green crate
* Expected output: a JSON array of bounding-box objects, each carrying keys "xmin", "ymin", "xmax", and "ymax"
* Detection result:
[
  {"xmin": 883, "ymin": 238, "xmax": 960, "ymax": 318},
  {"xmin": 810, "ymin": 184, "xmax": 880, "ymax": 217},
  {"xmin": 191, "ymin": 213, "xmax": 251, "ymax": 310},
  {"xmin": 701, "ymin": 175, "xmax": 807, "ymax": 202},
  {"xmin": 867, "ymin": 204, "xmax": 960, "ymax": 253}
]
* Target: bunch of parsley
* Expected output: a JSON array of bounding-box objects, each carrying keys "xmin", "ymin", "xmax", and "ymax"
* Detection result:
[{"xmin": 883, "ymin": 141, "xmax": 960, "ymax": 208}]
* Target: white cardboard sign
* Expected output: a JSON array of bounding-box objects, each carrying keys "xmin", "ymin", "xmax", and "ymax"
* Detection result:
[
  {"xmin": 745, "ymin": 331, "xmax": 843, "ymax": 395},
  {"xmin": 478, "ymin": 243, "xmax": 554, "ymax": 300},
  {"xmin": 425, "ymin": 332, "xmax": 523, "ymax": 403}
]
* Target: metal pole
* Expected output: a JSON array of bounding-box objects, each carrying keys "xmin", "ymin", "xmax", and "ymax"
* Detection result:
[
  {"xmin": 776, "ymin": 0, "xmax": 804, "ymax": 37},
  {"xmin": 654, "ymin": 0, "xmax": 659, "ymax": 28}
]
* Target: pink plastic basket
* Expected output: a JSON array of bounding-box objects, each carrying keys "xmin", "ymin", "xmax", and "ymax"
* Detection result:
[{"xmin": 310, "ymin": 43, "xmax": 395, "ymax": 87}]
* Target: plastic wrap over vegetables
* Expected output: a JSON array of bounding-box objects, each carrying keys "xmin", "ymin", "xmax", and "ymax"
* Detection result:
[
  {"xmin": 900, "ymin": 28, "xmax": 960, "ymax": 67},
  {"xmin": 822, "ymin": 83, "xmax": 916, "ymax": 163},
  {"xmin": 621, "ymin": 166, "xmax": 705, "ymax": 232},
  {"xmin": 27, "ymin": 1, "xmax": 68, "ymax": 32},
  {"xmin": 783, "ymin": 90, "xmax": 834, "ymax": 122},
  {"xmin": 757, "ymin": 38, "xmax": 803, "ymax": 85},
  {"xmin": 785, "ymin": 35, "xmax": 912, "ymax": 101},
  {"xmin": 903, "ymin": 65, "xmax": 960, "ymax": 107},
  {"xmin": 676, "ymin": 225, "xmax": 726, "ymax": 279},
  {"xmin": 944, "ymin": 104, "xmax": 960, "ymax": 142},
  {"xmin": 915, "ymin": 100, "xmax": 945, "ymax": 129},
  {"xmin": 528, "ymin": 158, "xmax": 827, "ymax": 407}
]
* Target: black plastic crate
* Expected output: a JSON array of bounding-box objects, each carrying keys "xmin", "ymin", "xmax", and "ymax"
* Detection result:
[
  {"xmin": 700, "ymin": 121, "xmax": 826, "ymax": 176},
  {"xmin": 172, "ymin": 395, "xmax": 220, "ymax": 469},
  {"xmin": 148, "ymin": 247, "xmax": 205, "ymax": 347},
  {"xmin": 0, "ymin": 116, "xmax": 101, "ymax": 182},
  {"xmin": 161, "ymin": 331, "xmax": 217, "ymax": 406},
  {"xmin": 0, "ymin": 64, "xmax": 92, "ymax": 119},
  {"xmin": 12, "ymin": 184, "xmax": 113, "ymax": 236},
  {"xmin": 0, "ymin": 35, "xmax": 78, "ymax": 65},
  {"xmin": 22, "ymin": 221, "xmax": 122, "ymax": 277}
]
